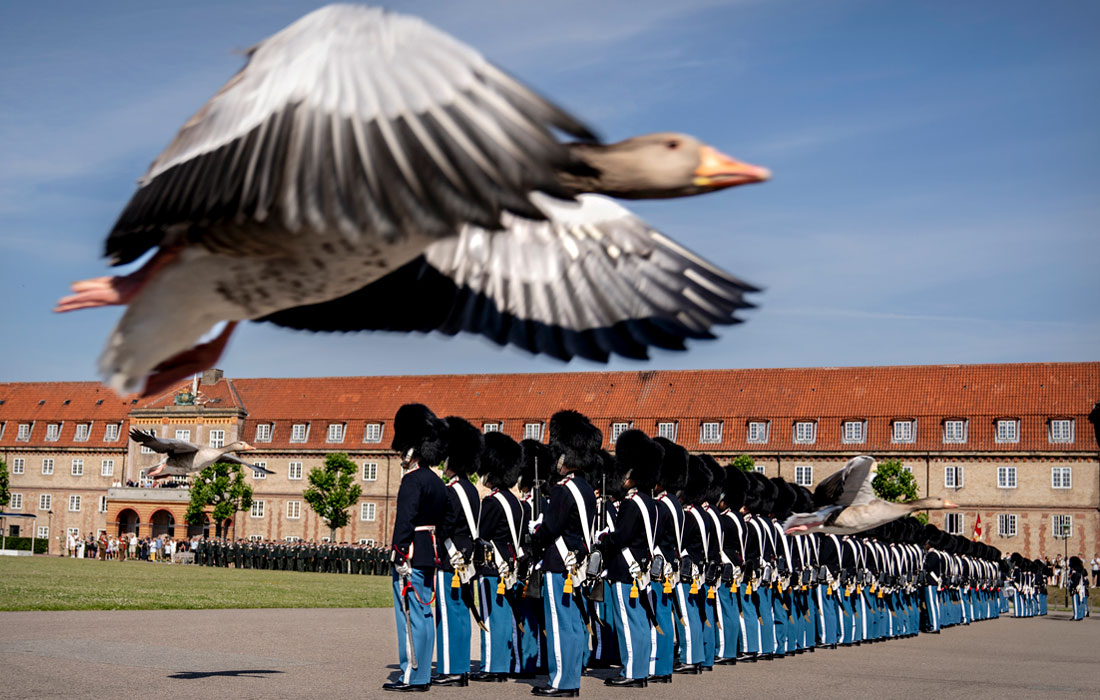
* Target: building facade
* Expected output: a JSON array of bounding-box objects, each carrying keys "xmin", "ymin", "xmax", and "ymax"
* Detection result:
[{"xmin": 2, "ymin": 362, "xmax": 1097, "ymax": 559}]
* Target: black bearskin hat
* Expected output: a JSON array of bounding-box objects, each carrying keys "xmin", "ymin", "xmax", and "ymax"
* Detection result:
[
  {"xmin": 519, "ymin": 439, "xmax": 554, "ymax": 495},
  {"xmin": 723, "ymin": 465, "xmax": 749, "ymax": 511},
  {"xmin": 746, "ymin": 471, "xmax": 777, "ymax": 515},
  {"xmin": 653, "ymin": 437, "xmax": 689, "ymax": 494},
  {"xmin": 793, "ymin": 485, "xmax": 814, "ymax": 515},
  {"xmin": 700, "ymin": 455, "xmax": 725, "ymax": 505},
  {"xmin": 615, "ymin": 429, "xmax": 663, "ymax": 494},
  {"xmin": 770, "ymin": 477, "xmax": 797, "ymax": 519},
  {"xmin": 443, "ymin": 416, "xmax": 483, "ymax": 477},
  {"xmin": 549, "ymin": 410, "xmax": 603, "ymax": 474},
  {"xmin": 1069, "ymin": 556, "xmax": 1083, "ymax": 572},
  {"xmin": 599, "ymin": 449, "xmax": 629, "ymax": 501},
  {"xmin": 479, "ymin": 431, "xmax": 522, "ymax": 489},
  {"xmin": 682, "ymin": 454, "xmax": 713, "ymax": 506},
  {"xmin": 392, "ymin": 403, "xmax": 448, "ymax": 466}
]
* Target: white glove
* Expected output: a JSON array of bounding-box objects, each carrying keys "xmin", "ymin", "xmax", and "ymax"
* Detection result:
[
  {"xmin": 663, "ymin": 560, "xmax": 674, "ymax": 578},
  {"xmin": 395, "ymin": 560, "xmax": 412, "ymax": 577},
  {"xmin": 563, "ymin": 550, "xmax": 578, "ymax": 570},
  {"xmin": 593, "ymin": 527, "xmax": 610, "ymax": 543},
  {"xmin": 497, "ymin": 559, "xmax": 510, "ymax": 579},
  {"xmin": 528, "ymin": 515, "xmax": 543, "ymax": 535},
  {"xmin": 628, "ymin": 559, "xmax": 642, "ymax": 579},
  {"xmin": 450, "ymin": 552, "xmax": 465, "ymax": 570}
]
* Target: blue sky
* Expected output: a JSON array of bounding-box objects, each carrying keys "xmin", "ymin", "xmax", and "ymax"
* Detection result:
[{"xmin": 1, "ymin": 0, "xmax": 1097, "ymax": 384}]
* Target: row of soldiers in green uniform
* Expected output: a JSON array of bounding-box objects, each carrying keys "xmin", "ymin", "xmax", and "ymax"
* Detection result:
[{"xmin": 193, "ymin": 537, "xmax": 392, "ymax": 575}]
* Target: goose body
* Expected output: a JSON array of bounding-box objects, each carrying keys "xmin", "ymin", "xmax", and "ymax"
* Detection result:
[
  {"xmin": 56, "ymin": 5, "xmax": 770, "ymax": 396},
  {"xmin": 783, "ymin": 456, "xmax": 957, "ymax": 535},
  {"xmin": 129, "ymin": 428, "xmax": 270, "ymax": 478}
]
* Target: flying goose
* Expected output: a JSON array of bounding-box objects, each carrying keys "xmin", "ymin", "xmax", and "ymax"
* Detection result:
[
  {"xmin": 782, "ymin": 456, "xmax": 957, "ymax": 535},
  {"xmin": 55, "ymin": 5, "xmax": 770, "ymax": 397},
  {"xmin": 129, "ymin": 428, "xmax": 271, "ymax": 479}
]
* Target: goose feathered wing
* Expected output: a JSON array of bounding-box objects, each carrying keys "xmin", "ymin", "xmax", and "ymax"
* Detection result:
[
  {"xmin": 218, "ymin": 453, "xmax": 272, "ymax": 473},
  {"xmin": 129, "ymin": 428, "xmax": 199, "ymax": 455},
  {"xmin": 813, "ymin": 456, "xmax": 878, "ymax": 508},
  {"xmin": 258, "ymin": 194, "xmax": 758, "ymax": 361},
  {"xmin": 106, "ymin": 4, "xmax": 594, "ymax": 265}
]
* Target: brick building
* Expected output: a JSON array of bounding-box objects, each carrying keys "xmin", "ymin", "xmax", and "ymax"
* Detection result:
[{"xmin": 2, "ymin": 362, "xmax": 1097, "ymax": 559}]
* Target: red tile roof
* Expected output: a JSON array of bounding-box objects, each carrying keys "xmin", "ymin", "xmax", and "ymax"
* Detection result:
[{"xmin": 0, "ymin": 381, "xmax": 134, "ymax": 448}]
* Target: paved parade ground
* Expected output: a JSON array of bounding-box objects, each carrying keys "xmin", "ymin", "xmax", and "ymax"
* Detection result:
[{"xmin": 0, "ymin": 607, "xmax": 1095, "ymax": 700}]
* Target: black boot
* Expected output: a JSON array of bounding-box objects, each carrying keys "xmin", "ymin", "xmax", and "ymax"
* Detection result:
[
  {"xmin": 432, "ymin": 673, "xmax": 469, "ymax": 687},
  {"xmin": 673, "ymin": 662, "xmax": 702, "ymax": 675},
  {"xmin": 647, "ymin": 674, "xmax": 673, "ymax": 684},
  {"xmin": 382, "ymin": 682, "xmax": 430, "ymax": 692},
  {"xmin": 531, "ymin": 686, "xmax": 579, "ymax": 697},
  {"xmin": 604, "ymin": 677, "xmax": 647, "ymax": 688},
  {"xmin": 469, "ymin": 671, "xmax": 508, "ymax": 683}
]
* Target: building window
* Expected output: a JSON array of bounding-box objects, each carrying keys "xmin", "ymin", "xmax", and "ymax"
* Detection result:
[
  {"xmin": 42, "ymin": 458, "xmax": 54, "ymax": 475},
  {"xmin": 208, "ymin": 429, "xmax": 225, "ymax": 448},
  {"xmin": 1048, "ymin": 419, "xmax": 1074, "ymax": 444},
  {"xmin": 892, "ymin": 420, "xmax": 915, "ymax": 443},
  {"xmin": 175, "ymin": 429, "xmax": 191, "ymax": 442},
  {"xmin": 290, "ymin": 424, "xmax": 308, "ymax": 443},
  {"xmin": 326, "ymin": 423, "xmax": 345, "ymax": 443},
  {"xmin": 68, "ymin": 495, "xmax": 81, "ymax": 512},
  {"xmin": 995, "ymin": 419, "xmax": 1019, "ymax": 443},
  {"xmin": 944, "ymin": 512, "xmax": 963, "ymax": 535},
  {"xmin": 657, "ymin": 422, "xmax": 677, "ymax": 441},
  {"xmin": 944, "ymin": 465, "xmax": 963, "ymax": 489},
  {"xmin": 104, "ymin": 423, "xmax": 121, "ymax": 442},
  {"xmin": 361, "ymin": 502, "xmax": 377, "ymax": 521},
  {"xmin": 255, "ymin": 423, "xmax": 272, "ymax": 442},
  {"xmin": 610, "ymin": 422, "xmax": 630, "ymax": 444},
  {"xmin": 251, "ymin": 461, "xmax": 267, "ymax": 479},
  {"xmin": 37, "ymin": 526, "xmax": 49, "ymax": 539},
  {"xmin": 363, "ymin": 462, "xmax": 378, "ymax": 482},
  {"xmin": 902, "ymin": 465, "xmax": 913, "ymax": 474},
  {"xmin": 12, "ymin": 458, "xmax": 24, "ymax": 475},
  {"xmin": 747, "ymin": 421, "xmax": 769, "ymax": 444},
  {"xmin": 842, "ymin": 421, "xmax": 864, "ymax": 444},
  {"xmin": 286, "ymin": 501, "xmax": 301, "ymax": 519},
  {"xmin": 1051, "ymin": 467, "xmax": 1072, "ymax": 489},
  {"xmin": 251, "ymin": 500, "xmax": 265, "ymax": 518},
  {"xmin": 754, "ymin": 465, "xmax": 766, "ymax": 475},
  {"xmin": 284, "ymin": 536, "xmax": 300, "ymax": 543},
  {"xmin": 17, "ymin": 423, "xmax": 32, "ymax": 441},
  {"xmin": 794, "ymin": 465, "xmax": 813, "ymax": 486},
  {"xmin": 1052, "ymin": 514, "xmax": 1073, "ymax": 538},
  {"xmin": 71, "ymin": 459, "xmax": 84, "ymax": 477},
  {"xmin": 289, "ymin": 462, "xmax": 303, "ymax": 480},
  {"xmin": 483, "ymin": 422, "xmax": 501, "ymax": 433},
  {"xmin": 996, "ymin": 466, "xmax": 1016, "ymax": 489},
  {"xmin": 524, "ymin": 422, "xmax": 543, "ymax": 440},
  {"xmin": 98, "ymin": 495, "xmax": 108, "ymax": 512},
  {"xmin": 358, "ymin": 538, "xmax": 375, "ymax": 546},
  {"xmin": 101, "ymin": 459, "xmax": 115, "ymax": 477},
  {"xmin": 943, "ymin": 420, "xmax": 967, "ymax": 444},
  {"xmin": 140, "ymin": 429, "xmax": 156, "ymax": 454},
  {"xmin": 39, "ymin": 494, "xmax": 51, "ymax": 511},
  {"xmin": 793, "ymin": 421, "xmax": 816, "ymax": 444},
  {"xmin": 45, "ymin": 423, "xmax": 61, "ymax": 442},
  {"xmin": 74, "ymin": 423, "xmax": 91, "ymax": 442},
  {"xmin": 67, "ymin": 528, "xmax": 80, "ymax": 541},
  {"xmin": 700, "ymin": 421, "xmax": 722, "ymax": 444},
  {"xmin": 10, "ymin": 493, "xmax": 22, "ymax": 510},
  {"xmin": 364, "ymin": 423, "xmax": 383, "ymax": 443}
]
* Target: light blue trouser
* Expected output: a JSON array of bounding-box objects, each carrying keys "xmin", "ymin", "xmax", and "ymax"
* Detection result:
[
  {"xmin": 589, "ymin": 583, "xmax": 620, "ymax": 666},
  {"xmin": 757, "ymin": 586, "xmax": 777, "ymax": 653},
  {"xmin": 1039, "ymin": 593, "xmax": 1048, "ymax": 616},
  {"xmin": 699, "ymin": 586, "xmax": 716, "ymax": 667},
  {"xmin": 817, "ymin": 585, "xmax": 839, "ymax": 645},
  {"xmin": 838, "ymin": 589, "xmax": 854, "ymax": 642},
  {"xmin": 478, "ymin": 576, "xmax": 518, "ymax": 673},
  {"xmin": 1072, "ymin": 592, "xmax": 1086, "ymax": 620},
  {"xmin": 516, "ymin": 589, "xmax": 544, "ymax": 674},
  {"xmin": 773, "ymin": 588, "xmax": 791, "ymax": 653},
  {"xmin": 739, "ymin": 583, "xmax": 760, "ymax": 654},
  {"xmin": 609, "ymin": 581, "xmax": 654, "ymax": 679},
  {"xmin": 435, "ymin": 569, "xmax": 471, "ymax": 674},
  {"xmin": 715, "ymin": 584, "xmax": 741, "ymax": 659},
  {"xmin": 543, "ymin": 573, "xmax": 585, "ymax": 690},
  {"xmin": 675, "ymin": 582, "xmax": 705, "ymax": 664},
  {"xmin": 804, "ymin": 586, "xmax": 819, "ymax": 647},
  {"xmin": 652, "ymin": 584, "xmax": 676, "ymax": 675},
  {"xmin": 393, "ymin": 568, "xmax": 435, "ymax": 687}
]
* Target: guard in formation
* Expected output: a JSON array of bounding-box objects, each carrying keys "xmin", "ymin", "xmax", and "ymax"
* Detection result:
[
  {"xmin": 386, "ymin": 404, "xmax": 1017, "ymax": 695},
  {"xmin": 193, "ymin": 536, "xmax": 391, "ymax": 574}
]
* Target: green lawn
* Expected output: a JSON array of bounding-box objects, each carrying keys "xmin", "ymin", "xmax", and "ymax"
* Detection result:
[{"xmin": 0, "ymin": 556, "xmax": 393, "ymax": 611}]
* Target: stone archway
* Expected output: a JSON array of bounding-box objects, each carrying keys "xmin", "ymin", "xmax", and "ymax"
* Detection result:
[
  {"xmin": 117, "ymin": 509, "xmax": 140, "ymax": 537},
  {"xmin": 151, "ymin": 510, "xmax": 175, "ymax": 538},
  {"xmin": 186, "ymin": 514, "xmax": 210, "ymax": 539}
]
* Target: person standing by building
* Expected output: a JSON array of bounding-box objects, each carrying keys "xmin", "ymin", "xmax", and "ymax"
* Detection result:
[
  {"xmin": 1091, "ymin": 555, "xmax": 1100, "ymax": 588},
  {"xmin": 1068, "ymin": 557, "xmax": 1090, "ymax": 621}
]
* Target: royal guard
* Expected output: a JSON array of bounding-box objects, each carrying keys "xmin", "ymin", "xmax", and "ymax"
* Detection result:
[
  {"xmin": 516, "ymin": 438, "xmax": 553, "ymax": 677},
  {"xmin": 650, "ymin": 437, "xmax": 688, "ymax": 683},
  {"xmin": 677, "ymin": 455, "xmax": 713, "ymax": 673},
  {"xmin": 716, "ymin": 463, "xmax": 749, "ymax": 664}
]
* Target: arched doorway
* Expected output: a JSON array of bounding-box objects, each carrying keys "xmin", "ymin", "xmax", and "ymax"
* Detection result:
[
  {"xmin": 117, "ymin": 509, "xmax": 140, "ymax": 537},
  {"xmin": 186, "ymin": 514, "xmax": 209, "ymax": 539},
  {"xmin": 151, "ymin": 510, "xmax": 175, "ymax": 538}
]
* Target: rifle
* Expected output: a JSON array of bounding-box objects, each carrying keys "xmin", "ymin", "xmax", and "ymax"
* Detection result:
[
  {"xmin": 585, "ymin": 471, "xmax": 608, "ymax": 603},
  {"xmin": 523, "ymin": 456, "xmax": 543, "ymax": 599}
]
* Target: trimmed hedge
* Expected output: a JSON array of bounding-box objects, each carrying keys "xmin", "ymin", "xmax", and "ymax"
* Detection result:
[{"xmin": 1, "ymin": 536, "xmax": 49, "ymax": 554}]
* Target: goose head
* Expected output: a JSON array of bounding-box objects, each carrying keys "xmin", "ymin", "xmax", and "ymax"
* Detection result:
[
  {"xmin": 564, "ymin": 132, "xmax": 771, "ymax": 199},
  {"xmin": 221, "ymin": 440, "xmax": 254, "ymax": 454}
]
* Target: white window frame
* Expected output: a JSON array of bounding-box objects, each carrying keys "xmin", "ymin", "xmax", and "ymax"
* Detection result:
[
  {"xmin": 610, "ymin": 422, "xmax": 631, "ymax": 444},
  {"xmin": 42, "ymin": 458, "xmax": 54, "ymax": 475},
  {"xmin": 250, "ymin": 500, "xmax": 265, "ymax": 518},
  {"xmin": 66, "ymin": 527, "xmax": 80, "ymax": 541},
  {"xmin": 140, "ymin": 429, "xmax": 156, "ymax": 454},
  {"xmin": 363, "ymin": 462, "xmax": 378, "ymax": 482},
  {"xmin": 255, "ymin": 423, "xmax": 272, "ymax": 443},
  {"xmin": 997, "ymin": 513, "xmax": 1017, "ymax": 537},
  {"xmin": 902, "ymin": 465, "xmax": 914, "ymax": 474},
  {"xmin": 657, "ymin": 422, "xmax": 677, "ymax": 441},
  {"xmin": 289, "ymin": 462, "xmax": 303, "ymax": 480},
  {"xmin": 74, "ymin": 423, "xmax": 91, "ymax": 442},
  {"xmin": 482, "ymin": 422, "xmax": 501, "ymax": 434},
  {"xmin": 793, "ymin": 421, "xmax": 816, "ymax": 444},
  {"xmin": 208, "ymin": 429, "xmax": 225, "ymax": 448},
  {"xmin": 944, "ymin": 465, "xmax": 964, "ymax": 489},
  {"xmin": 943, "ymin": 419, "xmax": 967, "ymax": 444},
  {"xmin": 326, "ymin": 423, "xmax": 346, "ymax": 443},
  {"xmin": 284, "ymin": 536, "xmax": 300, "ymax": 543},
  {"xmin": 68, "ymin": 495, "xmax": 81, "ymax": 512},
  {"xmin": 753, "ymin": 464, "xmax": 766, "ymax": 475},
  {"xmin": 842, "ymin": 420, "xmax": 865, "ymax": 444},
  {"xmin": 1048, "ymin": 419, "xmax": 1074, "ymax": 444},
  {"xmin": 524, "ymin": 422, "xmax": 544, "ymax": 441},
  {"xmin": 364, "ymin": 423, "xmax": 383, "ymax": 443},
  {"xmin": 360, "ymin": 502, "xmax": 377, "ymax": 521},
  {"xmin": 892, "ymin": 420, "xmax": 915, "ymax": 443},
  {"xmin": 700, "ymin": 421, "xmax": 722, "ymax": 444},
  {"xmin": 101, "ymin": 459, "xmax": 115, "ymax": 477},
  {"xmin": 290, "ymin": 424, "xmax": 308, "ymax": 443},
  {"xmin": 104, "ymin": 423, "xmax": 121, "ymax": 442},
  {"xmin": 45, "ymin": 423, "xmax": 61, "ymax": 442},
  {"xmin": 1052, "ymin": 514, "xmax": 1073, "ymax": 538},
  {"xmin": 39, "ymin": 493, "xmax": 52, "ymax": 511},
  {"xmin": 37, "ymin": 526, "xmax": 49, "ymax": 539},
  {"xmin": 71, "ymin": 459, "xmax": 84, "ymax": 477},
  {"xmin": 996, "ymin": 466, "xmax": 1016, "ymax": 489},
  {"xmin": 1051, "ymin": 467, "xmax": 1072, "ymax": 489},
  {"xmin": 944, "ymin": 512, "xmax": 963, "ymax": 535},
  {"xmin": 251, "ymin": 461, "xmax": 268, "ymax": 479},
  {"xmin": 286, "ymin": 501, "xmax": 301, "ymax": 520},
  {"xmin": 359, "ymin": 538, "xmax": 375, "ymax": 546},
  {"xmin": 747, "ymin": 421, "xmax": 769, "ymax": 444},
  {"xmin": 995, "ymin": 419, "xmax": 1019, "ymax": 444},
  {"xmin": 12, "ymin": 457, "xmax": 25, "ymax": 475},
  {"xmin": 794, "ymin": 465, "xmax": 814, "ymax": 487},
  {"xmin": 10, "ymin": 493, "xmax": 22, "ymax": 510},
  {"xmin": 17, "ymin": 423, "xmax": 32, "ymax": 441},
  {"xmin": 175, "ymin": 429, "xmax": 191, "ymax": 442},
  {"xmin": 98, "ymin": 495, "xmax": 108, "ymax": 513}
]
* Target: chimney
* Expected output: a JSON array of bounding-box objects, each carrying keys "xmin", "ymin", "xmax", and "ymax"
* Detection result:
[{"xmin": 201, "ymin": 368, "xmax": 224, "ymax": 386}]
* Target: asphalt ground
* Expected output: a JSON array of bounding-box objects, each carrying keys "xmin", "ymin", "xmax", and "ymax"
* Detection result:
[{"xmin": 0, "ymin": 608, "xmax": 1095, "ymax": 700}]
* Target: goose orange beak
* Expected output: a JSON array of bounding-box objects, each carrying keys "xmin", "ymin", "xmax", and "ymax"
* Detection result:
[
  {"xmin": 240, "ymin": 443, "xmax": 254, "ymax": 451},
  {"xmin": 693, "ymin": 146, "xmax": 771, "ymax": 188},
  {"xmin": 944, "ymin": 500, "xmax": 958, "ymax": 508}
]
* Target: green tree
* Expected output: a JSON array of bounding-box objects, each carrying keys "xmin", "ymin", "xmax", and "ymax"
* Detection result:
[
  {"xmin": 303, "ymin": 453, "xmax": 363, "ymax": 542},
  {"xmin": 731, "ymin": 454, "xmax": 755, "ymax": 473},
  {"xmin": 871, "ymin": 459, "xmax": 918, "ymax": 502},
  {"xmin": 186, "ymin": 462, "xmax": 253, "ymax": 539},
  {"xmin": 0, "ymin": 459, "xmax": 9, "ymax": 509}
]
